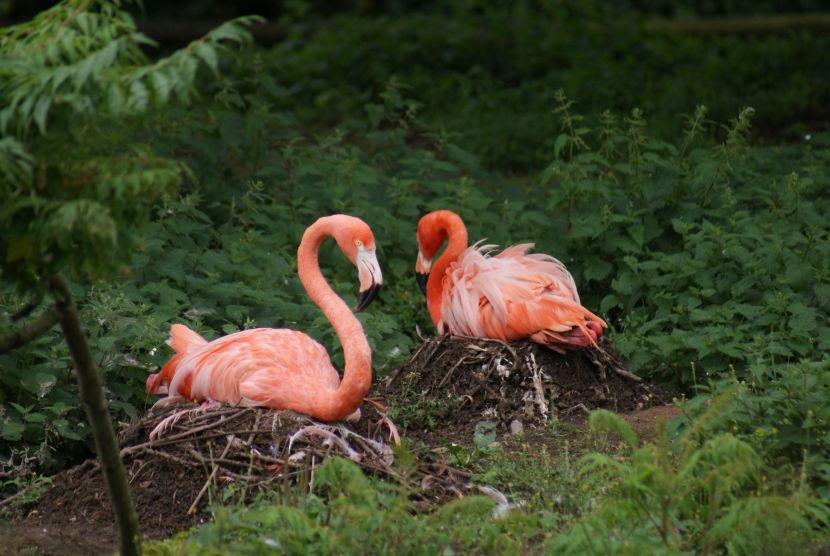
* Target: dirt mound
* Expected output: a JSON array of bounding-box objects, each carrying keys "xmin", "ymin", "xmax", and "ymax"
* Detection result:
[
  {"xmin": 16, "ymin": 404, "xmax": 469, "ymax": 552},
  {"xmin": 381, "ymin": 335, "xmax": 674, "ymax": 446}
]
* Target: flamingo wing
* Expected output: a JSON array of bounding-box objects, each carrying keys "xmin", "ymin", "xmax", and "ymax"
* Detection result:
[
  {"xmin": 168, "ymin": 328, "xmax": 340, "ymax": 411},
  {"xmin": 440, "ymin": 242, "xmax": 606, "ymax": 348}
]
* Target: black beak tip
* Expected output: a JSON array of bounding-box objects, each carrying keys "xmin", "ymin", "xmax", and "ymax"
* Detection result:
[
  {"xmin": 355, "ymin": 283, "xmax": 381, "ymax": 312},
  {"xmin": 416, "ymin": 272, "xmax": 429, "ymax": 295}
]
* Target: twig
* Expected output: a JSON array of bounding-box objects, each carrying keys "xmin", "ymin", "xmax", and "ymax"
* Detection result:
[
  {"xmin": 140, "ymin": 448, "xmax": 202, "ymax": 468},
  {"xmin": 458, "ymin": 334, "xmax": 521, "ymax": 373},
  {"xmin": 0, "ymin": 485, "xmax": 37, "ymax": 513},
  {"xmin": 420, "ymin": 336, "xmax": 447, "ymax": 370},
  {"xmin": 424, "ymin": 460, "xmax": 473, "ymax": 479},
  {"xmin": 613, "ymin": 367, "xmax": 643, "ymax": 382},
  {"xmin": 528, "ymin": 353, "xmax": 549, "ymax": 421},
  {"xmin": 564, "ymin": 403, "xmax": 592, "ymax": 415},
  {"xmin": 121, "ymin": 410, "xmax": 247, "ymax": 456},
  {"xmin": 188, "ymin": 438, "xmax": 233, "ymax": 515},
  {"xmin": 128, "ymin": 460, "xmax": 154, "ymax": 486},
  {"xmin": 436, "ymin": 355, "xmax": 475, "ymax": 389}
]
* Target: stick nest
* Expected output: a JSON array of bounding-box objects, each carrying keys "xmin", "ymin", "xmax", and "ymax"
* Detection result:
[{"xmin": 24, "ymin": 404, "xmax": 473, "ymax": 541}]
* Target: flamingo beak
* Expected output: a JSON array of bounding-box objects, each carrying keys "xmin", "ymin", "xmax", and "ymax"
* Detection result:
[
  {"xmin": 356, "ymin": 247, "xmax": 383, "ymax": 312},
  {"xmin": 415, "ymin": 250, "xmax": 431, "ymax": 296},
  {"xmin": 356, "ymin": 283, "xmax": 381, "ymax": 312}
]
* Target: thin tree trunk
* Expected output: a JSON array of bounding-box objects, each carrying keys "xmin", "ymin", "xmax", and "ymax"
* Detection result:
[{"xmin": 50, "ymin": 274, "xmax": 141, "ymax": 556}]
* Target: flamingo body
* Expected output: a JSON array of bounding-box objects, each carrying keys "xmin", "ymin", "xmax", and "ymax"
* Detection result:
[
  {"xmin": 166, "ymin": 327, "xmax": 354, "ymax": 413},
  {"xmin": 417, "ymin": 211, "xmax": 605, "ymax": 352},
  {"xmin": 146, "ymin": 215, "xmax": 382, "ymax": 422},
  {"xmin": 441, "ymin": 242, "xmax": 604, "ymax": 348}
]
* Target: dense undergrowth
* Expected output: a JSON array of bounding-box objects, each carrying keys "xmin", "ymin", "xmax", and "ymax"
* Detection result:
[
  {"xmin": 1, "ymin": 0, "xmax": 830, "ymax": 551},
  {"xmin": 260, "ymin": 2, "xmax": 830, "ymax": 171}
]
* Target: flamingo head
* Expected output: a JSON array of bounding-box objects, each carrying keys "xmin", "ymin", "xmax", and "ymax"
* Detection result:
[
  {"xmin": 332, "ymin": 215, "xmax": 383, "ymax": 312},
  {"xmin": 415, "ymin": 213, "xmax": 449, "ymax": 295}
]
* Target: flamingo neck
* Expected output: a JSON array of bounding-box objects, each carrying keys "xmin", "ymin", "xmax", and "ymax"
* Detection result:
[
  {"xmin": 426, "ymin": 211, "xmax": 468, "ymax": 329},
  {"xmin": 297, "ymin": 218, "xmax": 372, "ymax": 420}
]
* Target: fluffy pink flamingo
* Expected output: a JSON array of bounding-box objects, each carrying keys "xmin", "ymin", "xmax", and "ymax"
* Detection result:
[
  {"xmin": 415, "ymin": 210, "xmax": 605, "ymax": 352},
  {"xmin": 145, "ymin": 215, "xmax": 382, "ymax": 422}
]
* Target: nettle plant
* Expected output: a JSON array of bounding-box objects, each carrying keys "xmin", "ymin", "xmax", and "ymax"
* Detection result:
[
  {"xmin": 0, "ymin": 1, "xmax": 259, "ymax": 553},
  {"xmin": 539, "ymin": 94, "xmax": 830, "ymax": 386}
]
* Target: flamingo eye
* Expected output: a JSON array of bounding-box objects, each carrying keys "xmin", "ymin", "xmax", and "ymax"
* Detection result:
[{"xmin": 355, "ymin": 239, "xmax": 363, "ymax": 247}]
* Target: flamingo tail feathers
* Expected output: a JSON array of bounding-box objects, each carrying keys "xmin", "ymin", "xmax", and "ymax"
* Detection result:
[{"xmin": 167, "ymin": 323, "xmax": 208, "ymax": 353}]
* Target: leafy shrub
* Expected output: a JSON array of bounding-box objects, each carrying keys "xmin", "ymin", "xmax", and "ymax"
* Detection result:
[
  {"xmin": 257, "ymin": 4, "xmax": 830, "ymax": 170},
  {"xmin": 547, "ymin": 409, "xmax": 827, "ymax": 555},
  {"xmin": 679, "ymin": 360, "xmax": 830, "ymax": 502},
  {"xmin": 537, "ymin": 99, "xmax": 830, "ymax": 386},
  {"xmin": 476, "ymin": 430, "xmax": 592, "ymax": 520},
  {"xmin": 0, "ymin": 0, "xmax": 260, "ymax": 288}
]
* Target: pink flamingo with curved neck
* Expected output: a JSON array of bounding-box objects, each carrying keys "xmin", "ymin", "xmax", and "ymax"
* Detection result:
[
  {"xmin": 145, "ymin": 215, "xmax": 382, "ymax": 422},
  {"xmin": 415, "ymin": 210, "xmax": 605, "ymax": 353}
]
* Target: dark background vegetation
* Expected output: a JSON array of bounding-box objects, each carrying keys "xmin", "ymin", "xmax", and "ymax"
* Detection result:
[
  {"xmin": 1, "ymin": 2, "xmax": 829, "ymax": 549},
  {"xmin": 5, "ymin": 0, "xmax": 830, "ymax": 18}
]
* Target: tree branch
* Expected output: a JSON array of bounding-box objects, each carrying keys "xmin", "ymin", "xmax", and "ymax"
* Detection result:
[
  {"xmin": 11, "ymin": 296, "xmax": 42, "ymax": 321},
  {"xmin": 0, "ymin": 305, "xmax": 60, "ymax": 354}
]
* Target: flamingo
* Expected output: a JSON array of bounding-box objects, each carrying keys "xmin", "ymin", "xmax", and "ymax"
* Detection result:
[
  {"xmin": 145, "ymin": 214, "xmax": 382, "ymax": 422},
  {"xmin": 414, "ymin": 210, "xmax": 605, "ymax": 353}
]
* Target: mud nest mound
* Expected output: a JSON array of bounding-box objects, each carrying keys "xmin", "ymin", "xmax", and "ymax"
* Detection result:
[
  {"xmin": 20, "ymin": 404, "xmax": 474, "ymax": 545},
  {"xmin": 381, "ymin": 335, "xmax": 674, "ymax": 444}
]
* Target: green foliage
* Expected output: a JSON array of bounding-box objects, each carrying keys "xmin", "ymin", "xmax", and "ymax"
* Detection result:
[
  {"xmin": 476, "ymin": 432, "xmax": 593, "ymax": 521},
  {"xmin": 0, "ymin": 0, "xmax": 260, "ymax": 287},
  {"xmin": 539, "ymin": 96, "xmax": 830, "ymax": 385},
  {"xmin": 679, "ymin": 360, "xmax": 830, "ymax": 502},
  {"xmin": 256, "ymin": 3, "xmax": 830, "ymax": 170},
  {"xmin": 0, "ymin": 473, "xmax": 52, "ymax": 510},
  {"xmin": 2, "ymin": 70, "xmax": 828, "ymax": 467},
  {"xmin": 147, "ymin": 406, "xmax": 828, "ymax": 555},
  {"xmin": 547, "ymin": 409, "xmax": 826, "ymax": 555}
]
